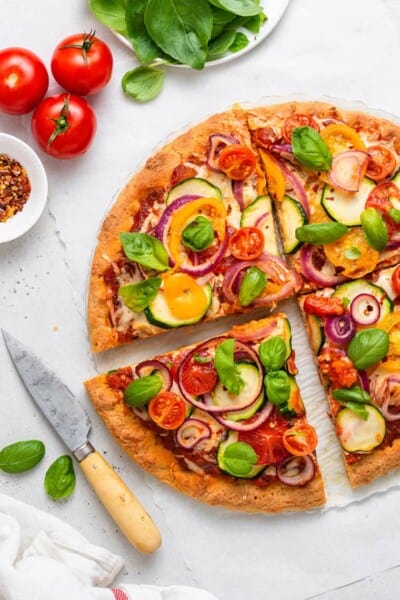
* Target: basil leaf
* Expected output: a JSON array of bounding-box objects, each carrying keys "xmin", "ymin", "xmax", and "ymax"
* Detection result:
[
  {"xmin": 238, "ymin": 266, "xmax": 267, "ymax": 307},
  {"xmin": 209, "ymin": 0, "xmax": 263, "ymax": 17},
  {"xmin": 207, "ymin": 29, "xmax": 237, "ymax": 59},
  {"xmin": 119, "ymin": 277, "xmax": 162, "ymax": 312},
  {"xmin": 122, "ymin": 66, "xmax": 164, "ymax": 102},
  {"xmin": 89, "ymin": 0, "xmax": 128, "ymax": 35},
  {"xmin": 243, "ymin": 13, "xmax": 267, "ymax": 33},
  {"xmin": 332, "ymin": 386, "xmax": 371, "ymax": 404},
  {"xmin": 389, "ymin": 208, "xmax": 400, "ymax": 224},
  {"xmin": 144, "ymin": 0, "xmax": 213, "ymax": 70},
  {"xmin": 264, "ymin": 370, "xmax": 290, "ymax": 406},
  {"xmin": 125, "ymin": 0, "xmax": 161, "ymax": 63},
  {"xmin": 348, "ymin": 328, "xmax": 390, "ymax": 370},
  {"xmin": 194, "ymin": 353, "xmax": 212, "ymax": 364},
  {"xmin": 259, "ymin": 336, "xmax": 287, "ymax": 371},
  {"xmin": 339, "ymin": 402, "xmax": 369, "ymax": 421},
  {"xmin": 344, "ymin": 246, "xmax": 361, "ymax": 260},
  {"xmin": 292, "ymin": 126, "xmax": 332, "ymax": 172},
  {"xmin": 215, "ymin": 338, "xmax": 244, "ymax": 395},
  {"xmin": 124, "ymin": 373, "xmax": 163, "ymax": 407},
  {"xmin": 222, "ymin": 441, "xmax": 258, "ymax": 476},
  {"xmin": 210, "ymin": 6, "xmax": 236, "ymax": 38},
  {"xmin": 229, "ymin": 32, "xmax": 249, "ymax": 53},
  {"xmin": 182, "ymin": 216, "xmax": 214, "ymax": 251},
  {"xmin": 120, "ymin": 232, "xmax": 169, "ymax": 271},
  {"xmin": 360, "ymin": 207, "xmax": 388, "ymax": 251},
  {"xmin": 44, "ymin": 455, "xmax": 76, "ymax": 500},
  {"xmin": 295, "ymin": 222, "xmax": 348, "ymax": 244},
  {"xmin": 0, "ymin": 440, "xmax": 45, "ymax": 473}
]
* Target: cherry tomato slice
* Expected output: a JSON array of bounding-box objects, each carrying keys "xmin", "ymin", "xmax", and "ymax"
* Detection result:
[
  {"xmin": 366, "ymin": 181, "xmax": 400, "ymax": 215},
  {"xmin": 229, "ymin": 227, "xmax": 264, "ymax": 260},
  {"xmin": 282, "ymin": 422, "xmax": 318, "ymax": 456},
  {"xmin": 239, "ymin": 412, "xmax": 290, "ymax": 465},
  {"xmin": 218, "ymin": 145, "xmax": 257, "ymax": 180},
  {"xmin": 320, "ymin": 123, "xmax": 365, "ymax": 155},
  {"xmin": 303, "ymin": 295, "xmax": 344, "ymax": 317},
  {"xmin": 180, "ymin": 355, "xmax": 218, "ymax": 395},
  {"xmin": 148, "ymin": 391, "xmax": 186, "ymax": 430},
  {"xmin": 391, "ymin": 265, "xmax": 400, "ymax": 297},
  {"xmin": 282, "ymin": 114, "xmax": 319, "ymax": 144},
  {"xmin": 366, "ymin": 145, "xmax": 396, "ymax": 182}
]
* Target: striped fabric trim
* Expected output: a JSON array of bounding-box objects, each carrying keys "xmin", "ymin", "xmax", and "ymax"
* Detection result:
[{"xmin": 111, "ymin": 588, "xmax": 129, "ymax": 600}]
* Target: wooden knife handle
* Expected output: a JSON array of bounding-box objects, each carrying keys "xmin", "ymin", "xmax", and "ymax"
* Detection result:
[{"xmin": 80, "ymin": 450, "xmax": 161, "ymax": 553}]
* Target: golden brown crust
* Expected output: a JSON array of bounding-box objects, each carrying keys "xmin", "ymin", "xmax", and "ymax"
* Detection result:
[{"xmin": 345, "ymin": 439, "xmax": 400, "ymax": 488}]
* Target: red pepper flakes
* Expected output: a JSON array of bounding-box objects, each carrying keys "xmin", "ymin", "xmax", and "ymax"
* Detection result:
[{"xmin": 0, "ymin": 153, "xmax": 31, "ymax": 222}]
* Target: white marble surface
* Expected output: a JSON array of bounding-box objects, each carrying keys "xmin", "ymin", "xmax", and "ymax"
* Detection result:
[{"xmin": 2, "ymin": 0, "xmax": 400, "ymax": 598}]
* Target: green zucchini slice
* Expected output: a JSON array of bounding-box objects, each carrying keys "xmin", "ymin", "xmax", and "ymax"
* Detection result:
[
  {"xmin": 321, "ymin": 178, "xmax": 375, "ymax": 226},
  {"xmin": 336, "ymin": 405, "xmax": 386, "ymax": 453}
]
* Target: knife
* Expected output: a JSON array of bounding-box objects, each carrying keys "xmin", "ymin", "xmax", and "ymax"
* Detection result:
[{"xmin": 2, "ymin": 330, "xmax": 161, "ymax": 554}]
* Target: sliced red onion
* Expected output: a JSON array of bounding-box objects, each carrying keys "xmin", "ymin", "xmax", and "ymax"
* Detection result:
[
  {"xmin": 350, "ymin": 293, "xmax": 381, "ymax": 325},
  {"xmin": 252, "ymin": 253, "xmax": 302, "ymax": 305},
  {"xmin": 233, "ymin": 317, "xmax": 280, "ymax": 343},
  {"xmin": 325, "ymin": 314, "xmax": 356, "ymax": 344},
  {"xmin": 232, "ymin": 180, "xmax": 245, "ymax": 210},
  {"xmin": 375, "ymin": 376, "xmax": 400, "ymax": 422},
  {"xmin": 154, "ymin": 194, "xmax": 200, "ymax": 244},
  {"xmin": 329, "ymin": 151, "xmax": 369, "ymax": 193},
  {"xmin": 222, "ymin": 260, "xmax": 254, "ymax": 303},
  {"xmin": 269, "ymin": 154, "xmax": 310, "ymax": 218},
  {"xmin": 358, "ymin": 370, "xmax": 370, "ymax": 393},
  {"xmin": 207, "ymin": 133, "xmax": 238, "ymax": 172},
  {"xmin": 135, "ymin": 360, "xmax": 172, "ymax": 391},
  {"xmin": 386, "ymin": 230, "xmax": 400, "ymax": 250},
  {"xmin": 180, "ymin": 233, "xmax": 228, "ymax": 277},
  {"xmin": 268, "ymin": 142, "xmax": 295, "ymax": 163},
  {"xmin": 300, "ymin": 244, "xmax": 347, "ymax": 287},
  {"xmin": 176, "ymin": 418, "xmax": 212, "ymax": 449},
  {"xmin": 277, "ymin": 455, "xmax": 315, "ymax": 487},
  {"xmin": 214, "ymin": 401, "xmax": 274, "ymax": 432},
  {"xmin": 254, "ymin": 212, "xmax": 270, "ymax": 228}
]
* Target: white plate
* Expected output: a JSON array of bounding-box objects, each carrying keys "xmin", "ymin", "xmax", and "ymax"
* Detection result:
[
  {"xmin": 0, "ymin": 133, "xmax": 48, "ymax": 244},
  {"xmin": 115, "ymin": 0, "xmax": 291, "ymax": 68}
]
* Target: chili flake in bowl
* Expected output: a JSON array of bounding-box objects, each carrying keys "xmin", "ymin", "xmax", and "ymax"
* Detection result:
[{"xmin": 0, "ymin": 133, "xmax": 47, "ymax": 243}]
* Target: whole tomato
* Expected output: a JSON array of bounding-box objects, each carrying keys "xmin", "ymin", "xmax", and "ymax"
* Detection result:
[
  {"xmin": 31, "ymin": 93, "xmax": 96, "ymax": 159},
  {"xmin": 0, "ymin": 47, "xmax": 48, "ymax": 115},
  {"xmin": 51, "ymin": 31, "xmax": 113, "ymax": 96}
]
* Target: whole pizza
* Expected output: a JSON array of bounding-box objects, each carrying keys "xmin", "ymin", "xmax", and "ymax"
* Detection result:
[{"xmin": 86, "ymin": 100, "xmax": 400, "ymax": 512}]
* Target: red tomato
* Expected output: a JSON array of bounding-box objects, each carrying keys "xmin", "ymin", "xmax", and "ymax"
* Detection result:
[
  {"xmin": 51, "ymin": 31, "xmax": 113, "ymax": 96},
  {"xmin": 0, "ymin": 47, "xmax": 48, "ymax": 115},
  {"xmin": 31, "ymin": 93, "xmax": 96, "ymax": 159},
  {"xmin": 391, "ymin": 265, "xmax": 400, "ymax": 297},
  {"xmin": 148, "ymin": 391, "xmax": 186, "ymax": 430},
  {"xmin": 180, "ymin": 355, "xmax": 218, "ymax": 395},
  {"xmin": 239, "ymin": 413, "xmax": 290, "ymax": 465},
  {"xmin": 366, "ymin": 181, "xmax": 400, "ymax": 236},
  {"xmin": 282, "ymin": 114, "xmax": 319, "ymax": 144},
  {"xmin": 303, "ymin": 294, "xmax": 344, "ymax": 317},
  {"xmin": 218, "ymin": 145, "xmax": 257, "ymax": 180},
  {"xmin": 229, "ymin": 227, "xmax": 264, "ymax": 260},
  {"xmin": 366, "ymin": 145, "xmax": 396, "ymax": 182},
  {"xmin": 282, "ymin": 422, "xmax": 318, "ymax": 456}
]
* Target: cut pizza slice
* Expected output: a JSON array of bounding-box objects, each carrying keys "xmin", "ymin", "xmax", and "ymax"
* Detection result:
[
  {"xmin": 299, "ymin": 264, "xmax": 400, "ymax": 487},
  {"xmin": 247, "ymin": 101, "xmax": 400, "ymax": 292},
  {"xmin": 85, "ymin": 315, "xmax": 326, "ymax": 513}
]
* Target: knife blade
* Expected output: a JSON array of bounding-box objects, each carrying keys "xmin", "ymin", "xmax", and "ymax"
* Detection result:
[{"xmin": 2, "ymin": 330, "xmax": 161, "ymax": 554}]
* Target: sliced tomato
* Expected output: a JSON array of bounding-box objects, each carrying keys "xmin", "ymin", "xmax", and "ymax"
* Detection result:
[
  {"xmin": 148, "ymin": 391, "xmax": 186, "ymax": 430},
  {"xmin": 163, "ymin": 272, "xmax": 208, "ymax": 320},
  {"xmin": 252, "ymin": 127, "xmax": 277, "ymax": 148},
  {"xmin": 282, "ymin": 422, "xmax": 318, "ymax": 456},
  {"xmin": 366, "ymin": 145, "xmax": 396, "ymax": 182},
  {"xmin": 324, "ymin": 228, "xmax": 380, "ymax": 279},
  {"xmin": 229, "ymin": 227, "xmax": 264, "ymax": 260},
  {"xmin": 303, "ymin": 294, "xmax": 344, "ymax": 317},
  {"xmin": 365, "ymin": 181, "xmax": 400, "ymax": 237},
  {"xmin": 282, "ymin": 114, "xmax": 319, "ymax": 144},
  {"xmin": 320, "ymin": 123, "xmax": 365, "ymax": 155},
  {"xmin": 238, "ymin": 412, "xmax": 290, "ymax": 465},
  {"xmin": 218, "ymin": 144, "xmax": 257, "ymax": 180},
  {"xmin": 180, "ymin": 355, "xmax": 218, "ymax": 395},
  {"xmin": 170, "ymin": 350, "xmax": 189, "ymax": 382},
  {"xmin": 391, "ymin": 265, "xmax": 400, "ymax": 297}
]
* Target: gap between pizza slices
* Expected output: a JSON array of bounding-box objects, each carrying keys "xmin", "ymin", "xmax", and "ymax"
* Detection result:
[{"xmin": 86, "ymin": 100, "xmax": 400, "ymax": 506}]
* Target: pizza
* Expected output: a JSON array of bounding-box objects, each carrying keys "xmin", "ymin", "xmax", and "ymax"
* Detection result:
[
  {"xmin": 299, "ymin": 264, "xmax": 400, "ymax": 487},
  {"xmin": 85, "ymin": 315, "xmax": 326, "ymax": 513}
]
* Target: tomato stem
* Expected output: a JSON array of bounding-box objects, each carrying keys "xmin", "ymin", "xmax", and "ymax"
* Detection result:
[
  {"xmin": 47, "ymin": 95, "xmax": 71, "ymax": 147},
  {"xmin": 60, "ymin": 29, "xmax": 96, "ymax": 65}
]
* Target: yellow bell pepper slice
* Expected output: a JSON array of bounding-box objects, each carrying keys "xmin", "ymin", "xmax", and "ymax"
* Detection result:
[
  {"xmin": 259, "ymin": 149, "xmax": 286, "ymax": 201},
  {"xmin": 378, "ymin": 311, "xmax": 400, "ymax": 365}
]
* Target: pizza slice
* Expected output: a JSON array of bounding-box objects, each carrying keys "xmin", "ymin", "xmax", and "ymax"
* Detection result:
[
  {"xmin": 85, "ymin": 315, "xmax": 326, "ymax": 513},
  {"xmin": 247, "ymin": 101, "xmax": 400, "ymax": 292},
  {"xmin": 299, "ymin": 264, "xmax": 400, "ymax": 487},
  {"xmin": 88, "ymin": 107, "xmax": 301, "ymax": 352}
]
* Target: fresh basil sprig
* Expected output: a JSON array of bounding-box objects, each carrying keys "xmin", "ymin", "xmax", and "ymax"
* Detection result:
[
  {"xmin": 259, "ymin": 336, "xmax": 287, "ymax": 371},
  {"xmin": 120, "ymin": 232, "xmax": 169, "ymax": 272},
  {"xmin": 264, "ymin": 370, "xmax": 290, "ymax": 406},
  {"xmin": 222, "ymin": 441, "xmax": 258, "ymax": 477},
  {"xmin": 292, "ymin": 126, "xmax": 333, "ymax": 172},
  {"xmin": 215, "ymin": 338, "xmax": 244, "ymax": 395},
  {"xmin": 124, "ymin": 373, "xmax": 163, "ymax": 407},
  {"xmin": 332, "ymin": 386, "xmax": 372, "ymax": 404},
  {"xmin": 238, "ymin": 266, "xmax": 267, "ymax": 307},
  {"xmin": 344, "ymin": 246, "xmax": 361, "ymax": 260},
  {"xmin": 0, "ymin": 440, "xmax": 45, "ymax": 473},
  {"xmin": 182, "ymin": 216, "xmax": 214, "ymax": 252},
  {"xmin": 119, "ymin": 277, "xmax": 162, "ymax": 312},
  {"xmin": 209, "ymin": 0, "xmax": 263, "ymax": 17},
  {"xmin": 389, "ymin": 208, "xmax": 400, "ymax": 223},
  {"xmin": 44, "ymin": 455, "xmax": 76, "ymax": 501},
  {"xmin": 347, "ymin": 328, "xmax": 389, "ymax": 370},
  {"xmin": 360, "ymin": 207, "xmax": 388, "ymax": 251},
  {"xmin": 296, "ymin": 222, "xmax": 348, "ymax": 244}
]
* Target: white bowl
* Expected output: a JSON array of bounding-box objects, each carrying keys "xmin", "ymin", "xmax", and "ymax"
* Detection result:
[{"xmin": 0, "ymin": 133, "xmax": 48, "ymax": 243}]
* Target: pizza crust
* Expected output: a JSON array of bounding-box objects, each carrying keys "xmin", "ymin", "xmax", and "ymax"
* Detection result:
[{"xmin": 345, "ymin": 438, "xmax": 400, "ymax": 488}]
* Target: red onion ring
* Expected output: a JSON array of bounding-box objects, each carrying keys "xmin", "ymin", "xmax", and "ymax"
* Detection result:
[
  {"xmin": 325, "ymin": 314, "xmax": 356, "ymax": 344},
  {"xmin": 254, "ymin": 212, "xmax": 270, "ymax": 228},
  {"xmin": 387, "ymin": 230, "xmax": 400, "ymax": 250},
  {"xmin": 268, "ymin": 154, "xmax": 310, "ymax": 218},
  {"xmin": 214, "ymin": 401, "xmax": 274, "ymax": 432},
  {"xmin": 207, "ymin": 133, "xmax": 238, "ymax": 172},
  {"xmin": 135, "ymin": 360, "xmax": 172, "ymax": 391},
  {"xmin": 180, "ymin": 233, "xmax": 228, "ymax": 277},
  {"xmin": 222, "ymin": 260, "xmax": 254, "ymax": 303},
  {"xmin": 358, "ymin": 370, "xmax": 370, "ymax": 393},
  {"xmin": 350, "ymin": 293, "xmax": 381, "ymax": 325},
  {"xmin": 376, "ymin": 376, "xmax": 400, "ymax": 421},
  {"xmin": 268, "ymin": 142, "xmax": 295, "ymax": 163},
  {"xmin": 232, "ymin": 180, "xmax": 245, "ymax": 210},
  {"xmin": 233, "ymin": 316, "xmax": 280, "ymax": 343},
  {"xmin": 300, "ymin": 245, "xmax": 347, "ymax": 287},
  {"xmin": 252, "ymin": 253, "xmax": 302, "ymax": 305},
  {"xmin": 329, "ymin": 151, "xmax": 369, "ymax": 193},
  {"xmin": 176, "ymin": 418, "xmax": 212, "ymax": 449},
  {"xmin": 277, "ymin": 455, "xmax": 315, "ymax": 487},
  {"xmin": 154, "ymin": 194, "xmax": 200, "ymax": 245}
]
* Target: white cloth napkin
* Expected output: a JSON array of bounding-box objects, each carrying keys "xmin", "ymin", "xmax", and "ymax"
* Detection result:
[{"xmin": 0, "ymin": 494, "xmax": 218, "ymax": 600}]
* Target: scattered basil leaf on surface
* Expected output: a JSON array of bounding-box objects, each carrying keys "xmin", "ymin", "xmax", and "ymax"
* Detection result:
[
  {"xmin": 88, "ymin": 0, "xmax": 128, "ymax": 35},
  {"xmin": 347, "ymin": 328, "xmax": 389, "ymax": 370},
  {"xmin": 122, "ymin": 67, "xmax": 165, "ymax": 102},
  {"xmin": 292, "ymin": 127, "xmax": 333, "ymax": 172},
  {"xmin": 120, "ymin": 232, "xmax": 169, "ymax": 271},
  {"xmin": 344, "ymin": 246, "xmax": 361, "ymax": 260},
  {"xmin": 238, "ymin": 266, "xmax": 267, "ymax": 306},
  {"xmin": 360, "ymin": 207, "xmax": 388, "ymax": 251},
  {"xmin": 119, "ymin": 277, "xmax": 162, "ymax": 312},
  {"xmin": 215, "ymin": 338, "xmax": 244, "ymax": 395},
  {"xmin": 44, "ymin": 455, "xmax": 76, "ymax": 501},
  {"xmin": 124, "ymin": 373, "xmax": 163, "ymax": 407},
  {"xmin": 182, "ymin": 216, "xmax": 214, "ymax": 251},
  {"xmin": 264, "ymin": 370, "xmax": 290, "ymax": 406},
  {"xmin": 338, "ymin": 402, "xmax": 369, "ymax": 421},
  {"xmin": 0, "ymin": 440, "xmax": 45, "ymax": 474},
  {"xmin": 389, "ymin": 207, "xmax": 400, "ymax": 224},
  {"xmin": 259, "ymin": 336, "xmax": 287, "ymax": 371},
  {"xmin": 295, "ymin": 222, "xmax": 348, "ymax": 244},
  {"xmin": 209, "ymin": 0, "xmax": 263, "ymax": 17},
  {"xmin": 222, "ymin": 441, "xmax": 258, "ymax": 476},
  {"xmin": 332, "ymin": 386, "xmax": 371, "ymax": 404},
  {"xmin": 125, "ymin": 0, "xmax": 160, "ymax": 63},
  {"xmin": 229, "ymin": 32, "xmax": 249, "ymax": 53}
]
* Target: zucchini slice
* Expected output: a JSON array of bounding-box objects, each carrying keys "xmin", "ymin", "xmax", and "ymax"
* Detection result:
[
  {"xmin": 217, "ymin": 431, "xmax": 266, "ymax": 479},
  {"xmin": 332, "ymin": 279, "xmax": 393, "ymax": 322},
  {"xmin": 144, "ymin": 284, "xmax": 212, "ymax": 329},
  {"xmin": 240, "ymin": 194, "xmax": 279, "ymax": 256},
  {"xmin": 321, "ymin": 178, "xmax": 375, "ymax": 226},
  {"xmin": 392, "ymin": 170, "xmax": 400, "ymax": 186},
  {"xmin": 305, "ymin": 313, "xmax": 325, "ymax": 355},
  {"xmin": 210, "ymin": 362, "xmax": 262, "ymax": 418},
  {"xmin": 281, "ymin": 376, "xmax": 305, "ymax": 417},
  {"xmin": 336, "ymin": 405, "xmax": 386, "ymax": 453},
  {"xmin": 167, "ymin": 178, "xmax": 222, "ymax": 205},
  {"xmin": 279, "ymin": 195, "xmax": 308, "ymax": 254}
]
